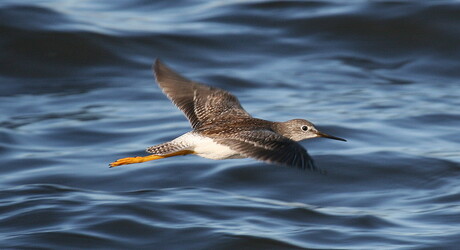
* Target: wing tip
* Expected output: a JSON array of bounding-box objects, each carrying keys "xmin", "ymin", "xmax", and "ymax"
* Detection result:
[
  {"xmin": 152, "ymin": 58, "xmax": 163, "ymax": 78},
  {"xmin": 151, "ymin": 58, "xmax": 190, "ymax": 85},
  {"xmin": 292, "ymin": 155, "xmax": 327, "ymax": 174}
]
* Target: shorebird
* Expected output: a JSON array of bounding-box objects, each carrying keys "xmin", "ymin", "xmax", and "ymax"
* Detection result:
[{"xmin": 109, "ymin": 59, "xmax": 346, "ymax": 171}]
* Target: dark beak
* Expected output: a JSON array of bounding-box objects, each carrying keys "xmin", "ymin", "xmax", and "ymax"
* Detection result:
[{"xmin": 316, "ymin": 131, "xmax": 347, "ymax": 142}]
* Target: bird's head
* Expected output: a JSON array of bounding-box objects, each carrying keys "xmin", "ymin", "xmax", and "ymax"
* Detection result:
[{"xmin": 274, "ymin": 119, "xmax": 346, "ymax": 142}]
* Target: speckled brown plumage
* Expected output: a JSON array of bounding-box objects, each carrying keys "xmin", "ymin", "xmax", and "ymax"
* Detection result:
[{"xmin": 156, "ymin": 60, "xmax": 343, "ymax": 171}]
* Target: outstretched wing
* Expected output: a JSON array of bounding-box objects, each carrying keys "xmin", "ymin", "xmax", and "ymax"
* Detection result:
[
  {"xmin": 153, "ymin": 59, "xmax": 251, "ymax": 129},
  {"xmin": 214, "ymin": 130, "xmax": 318, "ymax": 171}
]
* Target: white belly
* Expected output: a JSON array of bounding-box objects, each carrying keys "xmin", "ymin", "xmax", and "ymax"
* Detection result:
[{"xmin": 172, "ymin": 132, "xmax": 244, "ymax": 160}]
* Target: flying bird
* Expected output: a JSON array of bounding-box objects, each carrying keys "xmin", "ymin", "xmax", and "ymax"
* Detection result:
[{"xmin": 110, "ymin": 60, "xmax": 346, "ymax": 171}]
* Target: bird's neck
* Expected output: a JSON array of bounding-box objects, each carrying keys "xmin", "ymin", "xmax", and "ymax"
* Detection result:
[{"xmin": 271, "ymin": 122, "xmax": 288, "ymax": 137}]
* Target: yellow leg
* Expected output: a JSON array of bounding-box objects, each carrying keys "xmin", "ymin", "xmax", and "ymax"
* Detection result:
[{"xmin": 109, "ymin": 150, "xmax": 195, "ymax": 168}]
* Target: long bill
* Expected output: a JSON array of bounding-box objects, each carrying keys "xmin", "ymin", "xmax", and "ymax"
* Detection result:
[{"xmin": 316, "ymin": 131, "xmax": 347, "ymax": 142}]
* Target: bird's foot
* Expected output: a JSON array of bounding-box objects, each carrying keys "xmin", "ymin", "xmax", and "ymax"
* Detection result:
[{"xmin": 109, "ymin": 155, "xmax": 164, "ymax": 167}]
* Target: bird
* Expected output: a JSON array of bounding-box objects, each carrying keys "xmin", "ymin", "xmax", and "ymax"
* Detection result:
[{"xmin": 109, "ymin": 59, "xmax": 346, "ymax": 171}]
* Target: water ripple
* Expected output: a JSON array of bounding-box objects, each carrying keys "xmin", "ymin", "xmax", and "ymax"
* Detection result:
[{"xmin": 1, "ymin": 0, "xmax": 460, "ymax": 248}]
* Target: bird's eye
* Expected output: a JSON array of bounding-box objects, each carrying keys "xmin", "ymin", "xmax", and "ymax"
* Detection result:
[{"xmin": 301, "ymin": 125, "xmax": 309, "ymax": 131}]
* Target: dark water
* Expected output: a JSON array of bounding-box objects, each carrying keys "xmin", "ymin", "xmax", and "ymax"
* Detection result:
[{"xmin": 1, "ymin": 0, "xmax": 460, "ymax": 249}]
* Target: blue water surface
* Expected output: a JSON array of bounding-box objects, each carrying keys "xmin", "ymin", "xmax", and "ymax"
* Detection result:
[{"xmin": 1, "ymin": 0, "xmax": 460, "ymax": 249}]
